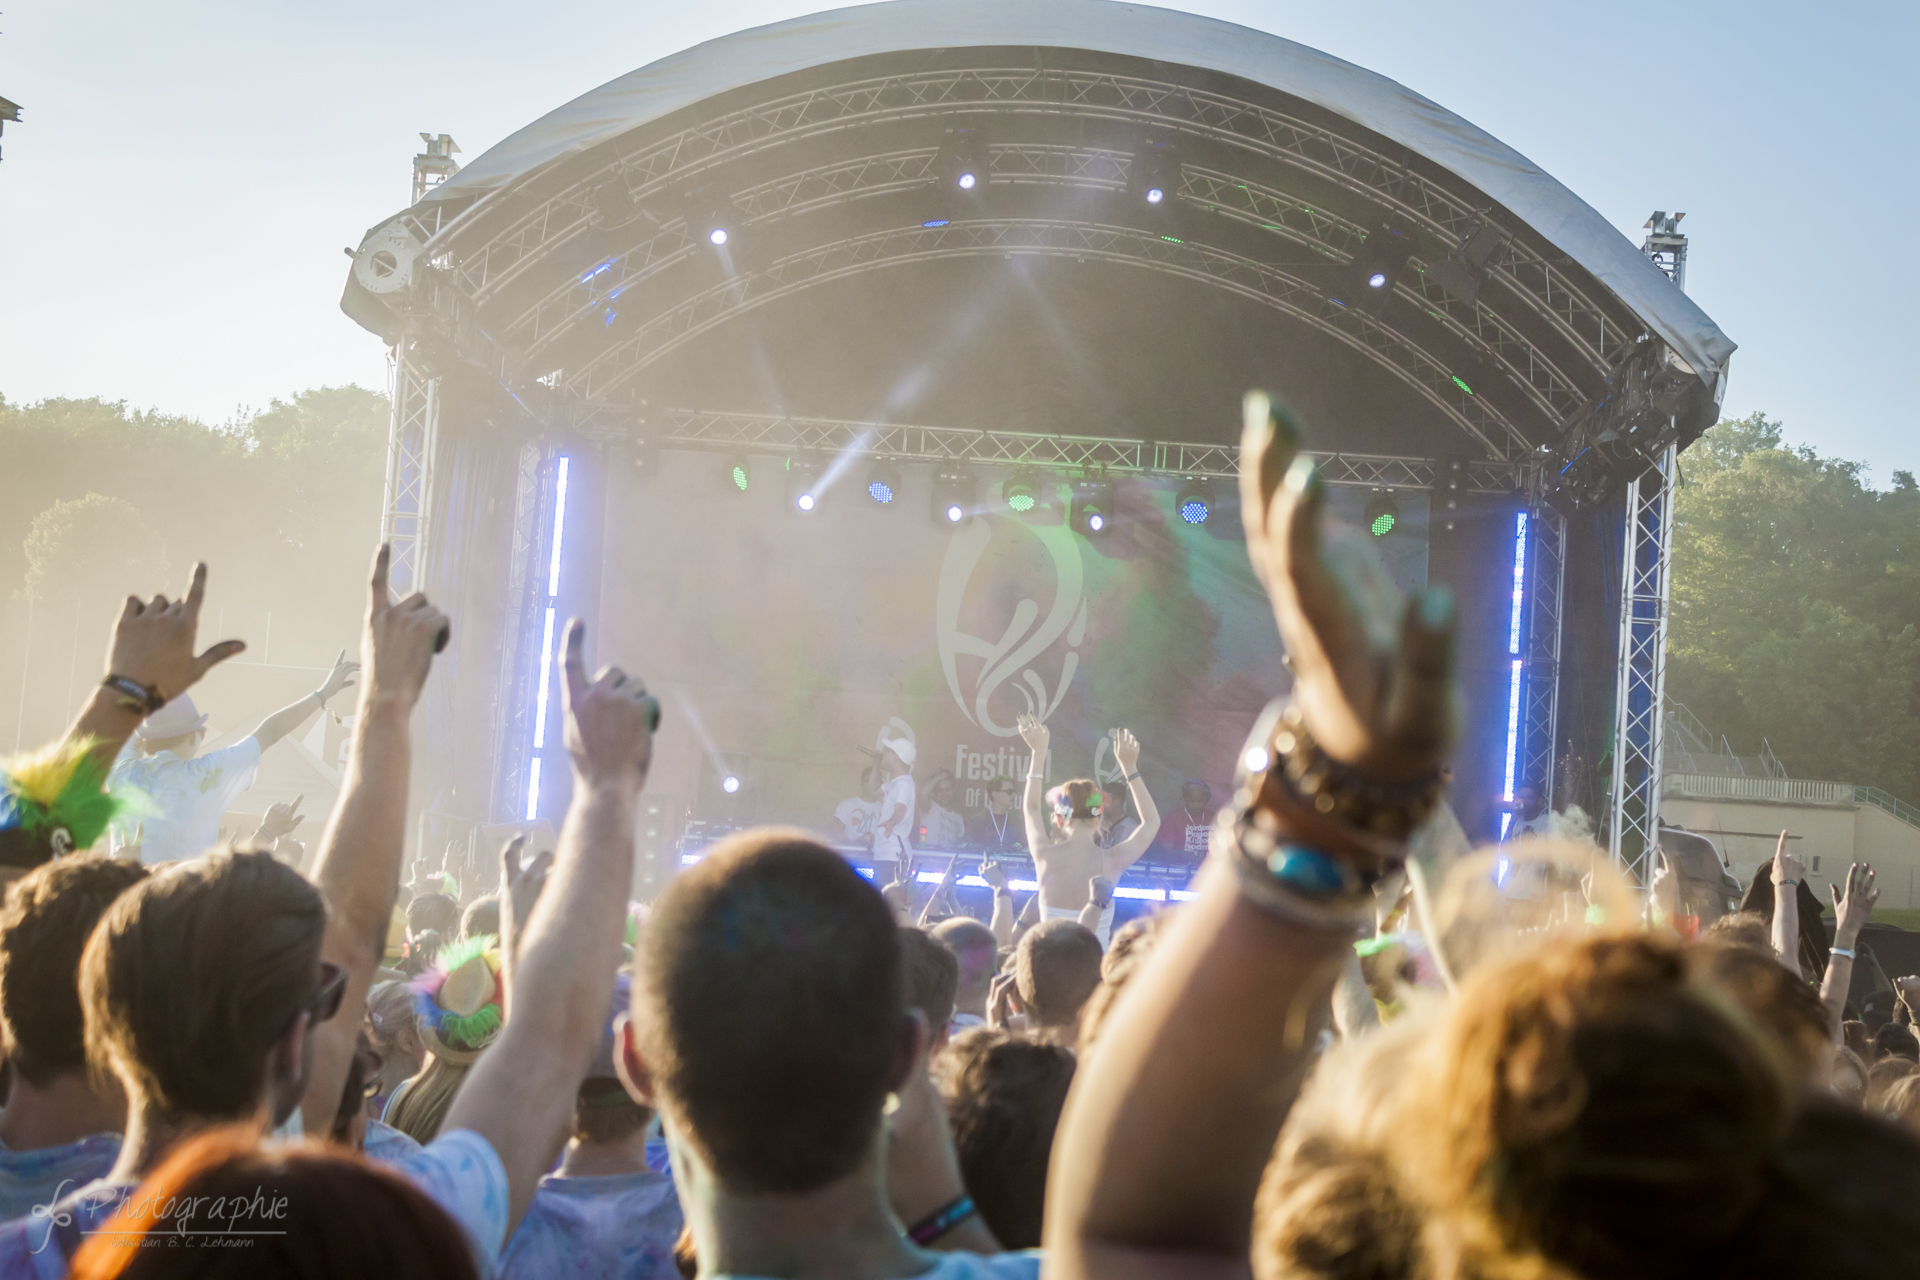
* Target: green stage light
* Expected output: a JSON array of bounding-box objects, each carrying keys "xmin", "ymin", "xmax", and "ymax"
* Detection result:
[{"xmin": 1364, "ymin": 491, "xmax": 1400, "ymax": 537}]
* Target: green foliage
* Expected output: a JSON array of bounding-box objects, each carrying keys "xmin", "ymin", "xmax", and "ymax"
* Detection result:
[
  {"xmin": 1668, "ymin": 413, "xmax": 1920, "ymax": 800},
  {"xmin": 0, "ymin": 387, "xmax": 389, "ymax": 672}
]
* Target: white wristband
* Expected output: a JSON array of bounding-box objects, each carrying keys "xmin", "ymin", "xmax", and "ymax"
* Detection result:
[{"xmin": 1832, "ymin": 947, "xmax": 1857, "ymax": 960}]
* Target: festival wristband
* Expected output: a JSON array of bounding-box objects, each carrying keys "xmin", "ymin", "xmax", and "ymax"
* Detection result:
[
  {"xmin": 1125, "ymin": 771, "xmax": 1141, "ymax": 783},
  {"xmin": 907, "ymin": 1194, "xmax": 978, "ymax": 1245},
  {"xmin": 102, "ymin": 674, "xmax": 166, "ymax": 714},
  {"xmin": 1832, "ymin": 947, "xmax": 1856, "ymax": 960}
]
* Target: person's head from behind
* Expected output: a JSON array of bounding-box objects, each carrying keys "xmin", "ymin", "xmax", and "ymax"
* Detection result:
[
  {"xmin": 1874, "ymin": 1021, "xmax": 1919, "ymax": 1064},
  {"xmin": 1881, "ymin": 1074, "xmax": 1920, "ymax": 1132},
  {"xmin": 82, "ymin": 848, "xmax": 335, "ymax": 1129},
  {"xmin": 407, "ymin": 892, "xmax": 460, "ymax": 944},
  {"xmin": 67, "ymin": 1126, "xmax": 477, "ymax": 1280},
  {"xmin": 1015, "ymin": 918, "xmax": 1103, "ymax": 1033},
  {"xmin": 574, "ymin": 971, "xmax": 651, "ymax": 1152},
  {"xmin": 934, "ymin": 1027, "xmax": 1076, "ymax": 1249},
  {"xmin": 1704, "ymin": 910, "xmax": 1773, "ymax": 955},
  {"xmin": 1078, "ymin": 910, "xmax": 1175, "ymax": 1054},
  {"xmin": 1833, "ymin": 1046, "xmax": 1869, "ymax": 1105},
  {"xmin": 932, "ymin": 917, "xmax": 998, "ymax": 1020},
  {"xmin": 129, "ymin": 696, "xmax": 208, "ymax": 761},
  {"xmin": 0, "ymin": 854, "xmax": 148, "ymax": 1094},
  {"xmin": 901, "ymin": 926, "xmax": 959, "ymax": 1047},
  {"xmin": 365, "ymin": 979, "xmax": 425, "ymax": 1100},
  {"xmin": 620, "ymin": 829, "xmax": 913, "ymax": 1196},
  {"xmin": 1688, "ymin": 938, "xmax": 1831, "ymax": 1088},
  {"xmin": 1867, "ymin": 1055, "xmax": 1917, "ymax": 1109},
  {"xmin": 459, "ymin": 895, "xmax": 499, "ymax": 941},
  {"xmin": 1044, "ymin": 779, "xmax": 1102, "ymax": 835}
]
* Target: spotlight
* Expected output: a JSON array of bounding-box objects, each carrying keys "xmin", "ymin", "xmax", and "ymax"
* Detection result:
[
  {"xmin": 797, "ymin": 493, "xmax": 815, "ymax": 511},
  {"xmin": 866, "ymin": 459, "xmax": 902, "ymax": 506},
  {"xmin": 1174, "ymin": 479, "xmax": 1212, "ymax": 525},
  {"xmin": 686, "ymin": 191, "xmax": 738, "ymax": 253},
  {"xmin": 1128, "ymin": 139, "xmax": 1180, "ymax": 211},
  {"xmin": 708, "ymin": 227, "xmax": 730, "ymax": 246},
  {"xmin": 1072, "ymin": 478, "xmax": 1115, "ymax": 537},
  {"xmin": 1363, "ymin": 491, "xmax": 1401, "ymax": 537},
  {"xmin": 785, "ymin": 461, "xmax": 824, "ymax": 514},
  {"xmin": 1003, "ymin": 470, "xmax": 1041, "ymax": 515},
  {"xmin": 721, "ymin": 775, "xmax": 741, "ymax": 795},
  {"xmin": 1335, "ymin": 223, "xmax": 1414, "ymax": 310},
  {"xmin": 725, "ymin": 455, "xmax": 750, "ymax": 493},
  {"xmin": 931, "ymin": 468, "xmax": 976, "ymax": 527},
  {"xmin": 938, "ymin": 128, "xmax": 989, "ymax": 196}
]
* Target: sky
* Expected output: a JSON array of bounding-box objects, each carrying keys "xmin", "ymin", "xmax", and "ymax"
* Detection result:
[{"xmin": 0, "ymin": 0, "xmax": 1913, "ymax": 481}]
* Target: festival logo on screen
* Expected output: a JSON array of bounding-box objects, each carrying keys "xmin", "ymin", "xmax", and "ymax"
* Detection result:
[{"xmin": 936, "ymin": 519, "xmax": 1087, "ymax": 738}]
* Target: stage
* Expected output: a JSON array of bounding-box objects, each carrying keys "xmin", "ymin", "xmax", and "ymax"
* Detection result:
[{"xmin": 339, "ymin": 0, "xmax": 1732, "ymax": 890}]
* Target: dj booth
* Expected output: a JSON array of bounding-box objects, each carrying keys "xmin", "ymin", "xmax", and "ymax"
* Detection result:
[{"xmin": 676, "ymin": 823, "xmax": 1201, "ymax": 928}]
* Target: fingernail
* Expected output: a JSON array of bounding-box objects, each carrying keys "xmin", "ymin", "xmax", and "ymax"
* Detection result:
[
  {"xmin": 1283, "ymin": 455, "xmax": 1317, "ymax": 495},
  {"xmin": 1419, "ymin": 587, "xmax": 1455, "ymax": 628}
]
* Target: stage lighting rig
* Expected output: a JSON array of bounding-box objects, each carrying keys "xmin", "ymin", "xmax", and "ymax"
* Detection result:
[
  {"xmin": 1072, "ymin": 478, "xmax": 1115, "ymax": 537},
  {"xmin": 1003, "ymin": 470, "xmax": 1041, "ymax": 515},
  {"xmin": 931, "ymin": 468, "xmax": 976, "ymax": 527},
  {"xmin": 1174, "ymin": 479, "xmax": 1212, "ymax": 525},
  {"xmin": 938, "ymin": 127, "xmax": 989, "ymax": 193},
  {"xmin": 686, "ymin": 191, "xmax": 738, "ymax": 250},
  {"xmin": 1332, "ymin": 224, "xmax": 1414, "ymax": 311},
  {"xmin": 1363, "ymin": 491, "xmax": 1400, "ymax": 537},
  {"xmin": 785, "ymin": 461, "xmax": 825, "ymax": 513},
  {"xmin": 866, "ymin": 459, "xmax": 903, "ymax": 506}
]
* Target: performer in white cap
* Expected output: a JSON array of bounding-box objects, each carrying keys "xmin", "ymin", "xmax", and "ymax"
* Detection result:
[
  {"xmin": 870, "ymin": 734, "xmax": 917, "ymax": 883},
  {"xmin": 108, "ymin": 651, "xmax": 358, "ymax": 863}
]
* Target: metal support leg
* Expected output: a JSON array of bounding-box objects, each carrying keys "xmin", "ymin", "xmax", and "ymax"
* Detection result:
[
  {"xmin": 1608, "ymin": 437, "xmax": 1677, "ymax": 880},
  {"xmin": 380, "ymin": 352, "xmax": 439, "ymax": 598}
]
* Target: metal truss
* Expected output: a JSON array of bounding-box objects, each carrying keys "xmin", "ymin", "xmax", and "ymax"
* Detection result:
[
  {"xmin": 380, "ymin": 354, "xmax": 439, "ymax": 598},
  {"xmin": 485, "ymin": 442, "xmax": 545, "ymax": 823},
  {"xmin": 414, "ymin": 66, "xmax": 1638, "ymax": 380},
  {"xmin": 572, "ymin": 218, "xmax": 1528, "ymax": 457},
  {"xmin": 643, "ymin": 408, "xmax": 1530, "ymax": 491},
  {"xmin": 1607, "ymin": 440, "xmax": 1676, "ymax": 881},
  {"xmin": 1522, "ymin": 500, "xmax": 1566, "ymax": 807}
]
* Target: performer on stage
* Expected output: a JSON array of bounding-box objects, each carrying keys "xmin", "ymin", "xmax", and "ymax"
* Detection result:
[
  {"xmin": 967, "ymin": 774, "xmax": 1026, "ymax": 856},
  {"xmin": 1173, "ymin": 779, "xmax": 1216, "ymax": 864},
  {"xmin": 869, "ymin": 736, "xmax": 916, "ymax": 881},
  {"xmin": 831, "ymin": 765, "xmax": 884, "ymax": 844},
  {"xmin": 1014, "ymin": 713, "xmax": 1160, "ymax": 946},
  {"xmin": 919, "ymin": 768, "xmax": 966, "ymax": 850}
]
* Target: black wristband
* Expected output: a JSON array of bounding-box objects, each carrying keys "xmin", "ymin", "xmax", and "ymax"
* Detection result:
[{"xmin": 102, "ymin": 674, "xmax": 166, "ymax": 714}]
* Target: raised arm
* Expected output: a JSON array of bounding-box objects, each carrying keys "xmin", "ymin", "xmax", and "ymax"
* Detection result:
[
  {"xmin": 1822, "ymin": 862, "xmax": 1876, "ymax": 1040},
  {"xmin": 1016, "ymin": 713, "xmax": 1052, "ymax": 853},
  {"xmin": 1045, "ymin": 392, "xmax": 1458, "ymax": 1278},
  {"xmin": 443, "ymin": 619, "xmax": 654, "ymax": 1231},
  {"xmin": 1769, "ymin": 832, "xmax": 1803, "ymax": 975},
  {"xmin": 299, "ymin": 546, "xmax": 449, "ymax": 1131},
  {"xmin": 1101, "ymin": 729, "xmax": 1162, "ymax": 874},
  {"xmin": 251, "ymin": 650, "xmax": 358, "ymax": 750},
  {"xmin": 70, "ymin": 564, "xmax": 246, "ymax": 776},
  {"xmin": 983, "ymin": 859, "xmax": 1017, "ymax": 945}
]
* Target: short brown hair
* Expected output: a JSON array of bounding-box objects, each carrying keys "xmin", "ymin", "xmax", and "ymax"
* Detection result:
[
  {"xmin": 82, "ymin": 848, "xmax": 326, "ymax": 1120},
  {"xmin": 1014, "ymin": 918, "xmax": 1103, "ymax": 1029},
  {"xmin": 0, "ymin": 855, "xmax": 147, "ymax": 1086},
  {"xmin": 901, "ymin": 927, "xmax": 959, "ymax": 1033},
  {"xmin": 632, "ymin": 829, "xmax": 905, "ymax": 1194},
  {"xmin": 935, "ymin": 1027, "xmax": 1076, "ymax": 1249},
  {"xmin": 68, "ymin": 1127, "xmax": 476, "ymax": 1280}
]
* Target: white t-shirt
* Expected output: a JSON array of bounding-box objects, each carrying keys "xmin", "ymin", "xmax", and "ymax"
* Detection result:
[
  {"xmin": 716, "ymin": 1252, "xmax": 1040, "ymax": 1280},
  {"xmin": 872, "ymin": 774, "xmax": 916, "ymax": 861},
  {"xmin": 921, "ymin": 802, "xmax": 966, "ymax": 850},
  {"xmin": 834, "ymin": 796, "xmax": 881, "ymax": 844},
  {"xmin": 108, "ymin": 737, "xmax": 263, "ymax": 863}
]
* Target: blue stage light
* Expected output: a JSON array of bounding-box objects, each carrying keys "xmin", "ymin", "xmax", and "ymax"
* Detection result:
[
  {"xmin": 1175, "ymin": 480, "xmax": 1211, "ymax": 525},
  {"xmin": 957, "ymin": 172, "xmax": 977, "ymax": 190},
  {"xmin": 1500, "ymin": 511, "xmax": 1530, "ymax": 837},
  {"xmin": 1368, "ymin": 271, "xmax": 1388, "ymax": 289},
  {"xmin": 866, "ymin": 459, "xmax": 902, "ymax": 506}
]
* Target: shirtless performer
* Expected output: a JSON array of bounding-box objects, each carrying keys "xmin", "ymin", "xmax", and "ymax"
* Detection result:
[{"xmin": 1014, "ymin": 712, "xmax": 1160, "ymax": 946}]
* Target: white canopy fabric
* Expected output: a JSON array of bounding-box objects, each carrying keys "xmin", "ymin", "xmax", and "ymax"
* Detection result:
[{"xmin": 430, "ymin": 0, "xmax": 1732, "ymax": 390}]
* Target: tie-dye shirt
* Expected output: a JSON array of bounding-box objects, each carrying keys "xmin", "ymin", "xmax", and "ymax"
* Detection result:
[
  {"xmin": 498, "ymin": 1168, "xmax": 684, "ymax": 1280},
  {"xmin": 0, "ymin": 1133, "xmax": 119, "ymax": 1227}
]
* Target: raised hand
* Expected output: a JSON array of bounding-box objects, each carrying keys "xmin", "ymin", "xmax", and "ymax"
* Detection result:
[
  {"xmin": 1016, "ymin": 711, "xmax": 1050, "ymax": 755},
  {"xmin": 1770, "ymin": 831, "xmax": 1805, "ymax": 888},
  {"xmin": 1831, "ymin": 862, "xmax": 1878, "ymax": 939},
  {"xmin": 499, "ymin": 834, "xmax": 554, "ymax": 968},
  {"xmin": 318, "ymin": 649, "xmax": 361, "ymax": 705},
  {"xmin": 257, "ymin": 795, "xmax": 305, "ymax": 841},
  {"xmin": 106, "ymin": 562, "xmax": 246, "ymax": 702},
  {"xmin": 1089, "ymin": 875, "xmax": 1114, "ymax": 909},
  {"xmin": 980, "ymin": 859, "xmax": 1010, "ymax": 892},
  {"xmin": 987, "ymin": 971, "xmax": 1024, "ymax": 1030},
  {"xmin": 1238, "ymin": 392, "xmax": 1457, "ymax": 781},
  {"xmin": 1112, "ymin": 728, "xmax": 1140, "ymax": 773},
  {"xmin": 559, "ymin": 618, "xmax": 656, "ymax": 792},
  {"xmin": 362, "ymin": 545, "xmax": 450, "ymax": 711}
]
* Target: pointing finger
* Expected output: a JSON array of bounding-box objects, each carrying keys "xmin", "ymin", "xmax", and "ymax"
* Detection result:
[
  {"xmin": 194, "ymin": 640, "xmax": 247, "ymax": 678},
  {"xmin": 369, "ymin": 544, "xmax": 391, "ymax": 612},
  {"xmin": 184, "ymin": 563, "xmax": 208, "ymax": 617},
  {"xmin": 562, "ymin": 618, "xmax": 589, "ymax": 710}
]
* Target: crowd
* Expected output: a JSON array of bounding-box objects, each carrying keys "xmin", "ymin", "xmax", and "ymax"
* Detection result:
[{"xmin": 0, "ymin": 393, "xmax": 1914, "ymax": 1278}]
